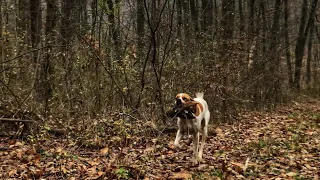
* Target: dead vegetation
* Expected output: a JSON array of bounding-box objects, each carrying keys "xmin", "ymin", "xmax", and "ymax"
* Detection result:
[{"xmin": 0, "ymin": 100, "xmax": 319, "ymax": 179}]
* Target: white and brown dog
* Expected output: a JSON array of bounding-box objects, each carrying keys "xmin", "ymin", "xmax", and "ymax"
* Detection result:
[{"xmin": 173, "ymin": 92, "xmax": 210, "ymax": 164}]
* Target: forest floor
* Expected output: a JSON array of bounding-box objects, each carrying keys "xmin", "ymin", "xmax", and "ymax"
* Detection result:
[{"xmin": 0, "ymin": 100, "xmax": 320, "ymax": 179}]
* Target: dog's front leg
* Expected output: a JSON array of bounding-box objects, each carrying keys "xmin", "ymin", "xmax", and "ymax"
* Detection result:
[
  {"xmin": 174, "ymin": 130, "xmax": 183, "ymax": 148},
  {"xmin": 192, "ymin": 132, "xmax": 199, "ymax": 165}
]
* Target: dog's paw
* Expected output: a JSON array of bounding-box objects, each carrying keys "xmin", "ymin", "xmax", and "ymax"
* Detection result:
[
  {"xmin": 192, "ymin": 158, "xmax": 199, "ymax": 165},
  {"xmin": 198, "ymin": 152, "xmax": 203, "ymax": 161},
  {"xmin": 174, "ymin": 143, "xmax": 182, "ymax": 149}
]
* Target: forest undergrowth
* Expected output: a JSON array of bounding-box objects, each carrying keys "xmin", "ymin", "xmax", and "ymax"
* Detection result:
[{"xmin": 0, "ymin": 100, "xmax": 320, "ymax": 179}]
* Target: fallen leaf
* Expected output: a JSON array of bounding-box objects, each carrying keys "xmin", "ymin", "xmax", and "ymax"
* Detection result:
[
  {"xmin": 286, "ymin": 172, "xmax": 297, "ymax": 177},
  {"xmin": 8, "ymin": 169, "xmax": 17, "ymax": 177},
  {"xmin": 61, "ymin": 165, "xmax": 67, "ymax": 174},
  {"xmin": 33, "ymin": 154, "xmax": 41, "ymax": 163},
  {"xmin": 97, "ymin": 171, "xmax": 104, "ymax": 176},
  {"xmin": 100, "ymin": 147, "xmax": 109, "ymax": 156},
  {"xmin": 170, "ymin": 170, "xmax": 192, "ymax": 179}
]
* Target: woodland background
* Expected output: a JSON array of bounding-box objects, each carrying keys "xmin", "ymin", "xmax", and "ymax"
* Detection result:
[
  {"xmin": 0, "ymin": 0, "xmax": 319, "ymax": 124},
  {"xmin": 1, "ymin": 0, "xmax": 320, "ymax": 179}
]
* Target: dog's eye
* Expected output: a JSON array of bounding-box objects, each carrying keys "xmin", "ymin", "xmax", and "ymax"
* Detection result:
[{"xmin": 183, "ymin": 97, "xmax": 188, "ymax": 101}]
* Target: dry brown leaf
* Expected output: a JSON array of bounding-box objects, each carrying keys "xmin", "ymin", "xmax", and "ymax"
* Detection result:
[
  {"xmin": 215, "ymin": 128, "xmax": 224, "ymax": 137},
  {"xmin": 56, "ymin": 147, "xmax": 63, "ymax": 153},
  {"xmin": 100, "ymin": 147, "xmax": 109, "ymax": 156},
  {"xmin": 61, "ymin": 165, "xmax": 68, "ymax": 174},
  {"xmin": 8, "ymin": 169, "xmax": 17, "ymax": 177},
  {"xmin": 170, "ymin": 170, "xmax": 192, "ymax": 179},
  {"xmin": 231, "ymin": 162, "xmax": 244, "ymax": 174},
  {"xmin": 144, "ymin": 142, "xmax": 155, "ymax": 153},
  {"xmin": 286, "ymin": 172, "xmax": 297, "ymax": 177},
  {"xmin": 9, "ymin": 141, "xmax": 24, "ymax": 148},
  {"xmin": 87, "ymin": 166, "xmax": 97, "ymax": 175},
  {"xmin": 25, "ymin": 147, "xmax": 36, "ymax": 155},
  {"xmin": 33, "ymin": 154, "xmax": 41, "ymax": 163},
  {"xmin": 97, "ymin": 171, "xmax": 104, "ymax": 177},
  {"xmin": 15, "ymin": 149, "xmax": 24, "ymax": 159}
]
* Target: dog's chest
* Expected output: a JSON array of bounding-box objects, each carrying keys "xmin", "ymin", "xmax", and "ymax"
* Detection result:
[{"xmin": 178, "ymin": 118, "xmax": 200, "ymax": 133}]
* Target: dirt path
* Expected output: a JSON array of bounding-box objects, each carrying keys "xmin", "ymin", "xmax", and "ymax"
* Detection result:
[{"xmin": 1, "ymin": 101, "xmax": 319, "ymax": 179}]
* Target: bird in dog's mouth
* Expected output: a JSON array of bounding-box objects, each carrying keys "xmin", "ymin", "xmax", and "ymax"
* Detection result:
[{"xmin": 166, "ymin": 102, "xmax": 196, "ymax": 119}]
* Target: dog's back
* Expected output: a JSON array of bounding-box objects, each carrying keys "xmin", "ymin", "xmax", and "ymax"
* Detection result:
[{"xmin": 193, "ymin": 92, "xmax": 209, "ymax": 115}]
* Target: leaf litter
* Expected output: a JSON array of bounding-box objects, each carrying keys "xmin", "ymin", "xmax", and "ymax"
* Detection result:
[{"xmin": 0, "ymin": 101, "xmax": 319, "ymax": 179}]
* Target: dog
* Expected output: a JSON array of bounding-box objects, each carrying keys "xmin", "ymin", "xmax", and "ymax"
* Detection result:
[{"xmin": 173, "ymin": 92, "xmax": 210, "ymax": 164}]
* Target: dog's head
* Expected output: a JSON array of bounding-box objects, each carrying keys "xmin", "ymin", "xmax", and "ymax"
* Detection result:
[
  {"xmin": 175, "ymin": 93, "xmax": 193, "ymax": 106},
  {"xmin": 166, "ymin": 93, "xmax": 195, "ymax": 119}
]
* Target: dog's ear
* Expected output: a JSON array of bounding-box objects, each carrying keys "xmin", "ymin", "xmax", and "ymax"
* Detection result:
[{"xmin": 190, "ymin": 98, "xmax": 194, "ymax": 101}]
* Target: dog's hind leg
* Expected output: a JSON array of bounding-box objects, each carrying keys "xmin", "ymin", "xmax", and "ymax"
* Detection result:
[
  {"xmin": 198, "ymin": 125, "xmax": 207, "ymax": 161},
  {"xmin": 198, "ymin": 112, "xmax": 210, "ymax": 161}
]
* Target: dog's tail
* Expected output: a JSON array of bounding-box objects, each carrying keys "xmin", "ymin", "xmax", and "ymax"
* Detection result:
[{"xmin": 195, "ymin": 92, "xmax": 204, "ymax": 99}]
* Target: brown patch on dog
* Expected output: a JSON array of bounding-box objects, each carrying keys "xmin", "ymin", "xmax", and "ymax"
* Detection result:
[
  {"xmin": 183, "ymin": 101, "xmax": 203, "ymax": 117},
  {"xmin": 175, "ymin": 93, "xmax": 193, "ymax": 102},
  {"xmin": 196, "ymin": 103, "xmax": 204, "ymax": 115}
]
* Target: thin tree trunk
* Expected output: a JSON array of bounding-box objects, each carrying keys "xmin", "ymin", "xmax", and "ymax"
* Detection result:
[
  {"xmin": 306, "ymin": 22, "xmax": 314, "ymax": 87},
  {"xmin": 61, "ymin": 0, "xmax": 74, "ymax": 47},
  {"xmin": 61, "ymin": 0, "xmax": 76, "ymax": 113},
  {"xmin": 137, "ymin": 0, "xmax": 145, "ymax": 63},
  {"xmin": 176, "ymin": 0, "xmax": 183, "ymax": 50},
  {"xmin": 0, "ymin": 0, "xmax": 3, "ymax": 63},
  {"xmin": 283, "ymin": 0, "xmax": 293, "ymax": 85},
  {"xmin": 30, "ymin": 0, "xmax": 42, "ymax": 63},
  {"xmin": 201, "ymin": 0, "xmax": 213, "ymax": 34},
  {"xmin": 107, "ymin": 0, "xmax": 121, "ymax": 62},
  {"xmin": 269, "ymin": 0, "xmax": 281, "ymax": 69},
  {"xmin": 248, "ymin": 0, "xmax": 255, "ymax": 38},
  {"xmin": 260, "ymin": 0, "xmax": 267, "ymax": 57},
  {"xmin": 189, "ymin": 0, "xmax": 199, "ymax": 33},
  {"xmin": 221, "ymin": 0, "xmax": 235, "ymax": 51},
  {"xmin": 17, "ymin": 0, "xmax": 28, "ymax": 37},
  {"xmin": 238, "ymin": 0, "xmax": 244, "ymax": 33},
  {"xmin": 182, "ymin": 0, "xmax": 190, "ymax": 47}
]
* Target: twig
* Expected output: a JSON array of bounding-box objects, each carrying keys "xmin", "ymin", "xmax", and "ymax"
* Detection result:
[{"xmin": 0, "ymin": 118, "xmax": 34, "ymax": 123}]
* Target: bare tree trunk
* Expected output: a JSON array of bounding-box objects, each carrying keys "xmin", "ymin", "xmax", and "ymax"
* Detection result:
[
  {"xmin": 269, "ymin": 0, "xmax": 281, "ymax": 70},
  {"xmin": 283, "ymin": 0, "xmax": 293, "ymax": 86},
  {"xmin": 61, "ymin": 0, "xmax": 76, "ymax": 113},
  {"xmin": 189, "ymin": 0, "xmax": 199, "ymax": 33},
  {"xmin": 30, "ymin": 0, "xmax": 42, "ymax": 63},
  {"xmin": 268, "ymin": 0, "xmax": 281, "ymax": 106},
  {"xmin": 0, "ymin": 0, "xmax": 3, "ymax": 63},
  {"xmin": 306, "ymin": 22, "xmax": 314, "ymax": 87},
  {"xmin": 176, "ymin": 0, "xmax": 182, "ymax": 39},
  {"xmin": 107, "ymin": 0, "xmax": 121, "ymax": 62},
  {"xmin": 17, "ymin": 0, "xmax": 28, "ymax": 39},
  {"xmin": 238, "ymin": 0, "xmax": 244, "ymax": 33},
  {"xmin": 294, "ymin": 0, "xmax": 318, "ymax": 89},
  {"xmin": 80, "ymin": 0, "xmax": 89, "ymax": 33},
  {"xmin": 34, "ymin": 0, "xmax": 57, "ymax": 115},
  {"xmin": 259, "ymin": 0, "xmax": 267, "ymax": 56},
  {"xmin": 201, "ymin": 0, "xmax": 213, "ymax": 34},
  {"xmin": 221, "ymin": 0, "xmax": 235, "ymax": 50},
  {"xmin": 137, "ymin": 0, "xmax": 145, "ymax": 64},
  {"xmin": 248, "ymin": 0, "xmax": 255, "ymax": 40},
  {"xmin": 182, "ymin": 0, "xmax": 190, "ymax": 46},
  {"xmin": 61, "ymin": 0, "xmax": 75, "ymax": 47}
]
